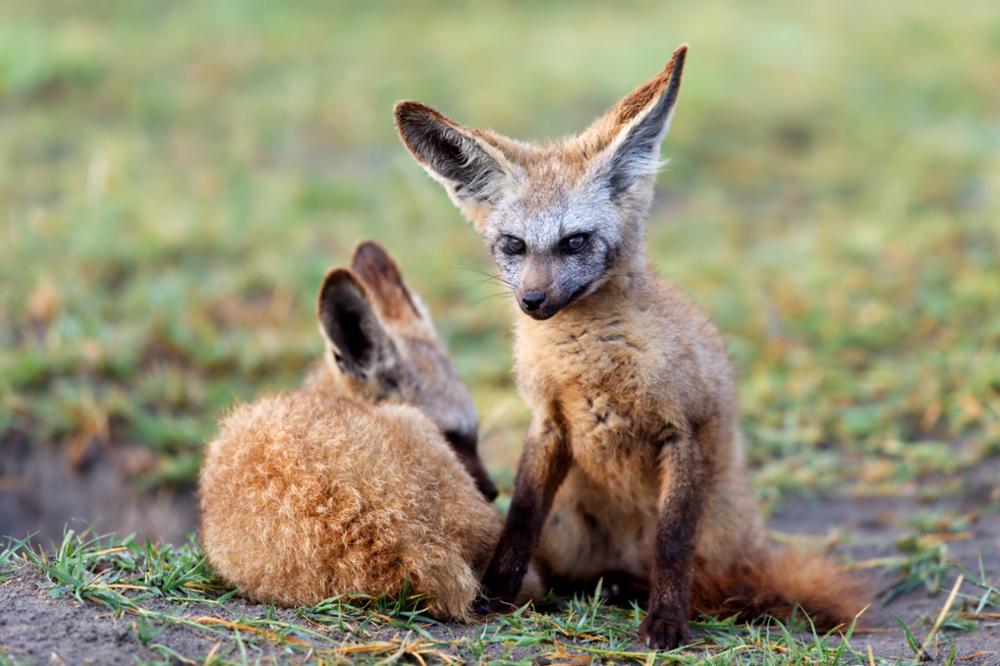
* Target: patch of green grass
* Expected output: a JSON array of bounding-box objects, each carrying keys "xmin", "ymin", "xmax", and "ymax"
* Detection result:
[
  {"xmin": 9, "ymin": 526, "xmax": 1000, "ymax": 662},
  {"xmin": 881, "ymin": 540, "xmax": 954, "ymax": 604},
  {"xmin": 0, "ymin": 535, "xmax": 30, "ymax": 582},
  {"xmin": 3, "ymin": 529, "xmax": 885, "ymax": 664},
  {"xmin": 873, "ymin": 527, "xmax": 1000, "ymax": 660},
  {"xmin": 0, "ymin": 652, "xmax": 28, "ymax": 666},
  {"xmin": 1, "ymin": 1, "xmax": 998, "ymax": 498}
]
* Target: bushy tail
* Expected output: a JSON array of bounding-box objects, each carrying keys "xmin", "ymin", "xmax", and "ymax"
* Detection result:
[{"xmin": 692, "ymin": 547, "xmax": 870, "ymax": 630}]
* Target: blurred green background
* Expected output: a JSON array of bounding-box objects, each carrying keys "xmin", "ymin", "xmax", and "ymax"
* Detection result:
[{"xmin": 1, "ymin": 1, "xmax": 998, "ymax": 522}]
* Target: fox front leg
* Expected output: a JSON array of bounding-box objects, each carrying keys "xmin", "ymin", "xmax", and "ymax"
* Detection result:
[
  {"xmin": 641, "ymin": 417, "xmax": 713, "ymax": 650},
  {"xmin": 479, "ymin": 409, "xmax": 571, "ymax": 609}
]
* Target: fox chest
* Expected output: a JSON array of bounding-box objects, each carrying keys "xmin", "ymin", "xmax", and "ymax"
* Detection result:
[
  {"xmin": 538, "ymin": 390, "xmax": 684, "ymax": 580},
  {"xmin": 565, "ymin": 390, "xmax": 682, "ymax": 504},
  {"xmin": 518, "ymin": 320, "xmax": 688, "ymax": 502}
]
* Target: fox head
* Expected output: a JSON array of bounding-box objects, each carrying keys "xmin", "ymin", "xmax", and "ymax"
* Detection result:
[
  {"xmin": 395, "ymin": 46, "xmax": 687, "ymax": 320},
  {"xmin": 317, "ymin": 240, "xmax": 498, "ymax": 501}
]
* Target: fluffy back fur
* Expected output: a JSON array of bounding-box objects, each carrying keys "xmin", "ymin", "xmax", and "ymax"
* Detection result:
[{"xmin": 199, "ymin": 241, "xmax": 536, "ymax": 620}]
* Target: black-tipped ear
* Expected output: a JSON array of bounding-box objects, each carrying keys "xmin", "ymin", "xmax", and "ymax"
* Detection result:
[
  {"xmin": 394, "ymin": 101, "xmax": 509, "ymax": 205},
  {"xmin": 350, "ymin": 240, "xmax": 421, "ymax": 322},
  {"xmin": 601, "ymin": 45, "xmax": 687, "ymax": 199},
  {"xmin": 317, "ymin": 269, "xmax": 391, "ymax": 379}
]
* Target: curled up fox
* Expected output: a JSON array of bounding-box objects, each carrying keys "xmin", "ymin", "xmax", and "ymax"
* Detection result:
[
  {"xmin": 199, "ymin": 242, "xmax": 540, "ymax": 620},
  {"xmin": 396, "ymin": 45, "xmax": 867, "ymax": 648}
]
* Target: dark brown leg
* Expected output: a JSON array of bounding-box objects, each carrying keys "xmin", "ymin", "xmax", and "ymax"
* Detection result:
[
  {"xmin": 640, "ymin": 417, "xmax": 715, "ymax": 650},
  {"xmin": 479, "ymin": 408, "xmax": 571, "ymax": 609}
]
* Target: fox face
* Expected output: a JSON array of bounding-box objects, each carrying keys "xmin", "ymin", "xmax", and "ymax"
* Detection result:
[
  {"xmin": 484, "ymin": 183, "xmax": 624, "ymax": 320},
  {"xmin": 395, "ymin": 46, "xmax": 687, "ymax": 320},
  {"xmin": 318, "ymin": 241, "xmax": 498, "ymax": 500}
]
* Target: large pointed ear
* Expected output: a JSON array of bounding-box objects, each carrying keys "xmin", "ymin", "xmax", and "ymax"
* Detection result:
[
  {"xmin": 394, "ymin": 101, "xmax": 514, "ymax": 220},
  {"xmin": 317, "ymin": 269, "xmax": 397, "ymax": 380},
  {"xmin": 350, "ymin": 240, "xmax": 424, "ymax": 323},
  {"xmin": 590, "ymin": 45, "xmax": 688, "ymax": 200}
]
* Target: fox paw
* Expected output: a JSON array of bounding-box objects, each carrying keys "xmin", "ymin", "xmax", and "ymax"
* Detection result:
[{"xmin": 639, "ymin": 609, "xmax": 690, "ymax": 651}]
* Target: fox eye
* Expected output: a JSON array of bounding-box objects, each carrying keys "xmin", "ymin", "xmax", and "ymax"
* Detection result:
[
  {"xmin": 501, "ymin": 235, "xmax": 526, "ymax": 255},
  {"xmin": 561, "ymin": 233, "xmax": 589, "ymax": 254}
]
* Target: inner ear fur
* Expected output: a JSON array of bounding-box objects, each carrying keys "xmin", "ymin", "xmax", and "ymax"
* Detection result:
[
  {"xmin": 587, "ymin": 44, "xmax": 688, "ymax": 197},
  {"xmin": 350, "ymin": 240, "xmax": 421, "ymax": 322},
  {"xmin": 317, "ymin": 268, "xmax": 392, "ymax": 379},
  {"xmin": 394, "ymin": 101, "xmax": 513, "ymax": 205}
]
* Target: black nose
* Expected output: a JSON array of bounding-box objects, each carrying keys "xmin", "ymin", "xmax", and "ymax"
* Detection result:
[{"xmin": 520, "ymin": 291, "xmax": 546, "ymax": 311}]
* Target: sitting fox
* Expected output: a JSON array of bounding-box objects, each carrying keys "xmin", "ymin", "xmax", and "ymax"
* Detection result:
[
  {"xmin": 395, "ymin": 46, "xmax": 866, "ymax": 647},
  {"xmin": 199, "ymin": 241, "xmax": 539, "ymax": 620}
]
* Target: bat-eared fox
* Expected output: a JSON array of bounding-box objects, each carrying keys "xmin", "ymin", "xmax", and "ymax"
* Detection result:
[
  {"xmin": 395, "ymin": 45, "xmax": 867, "ymax": 648},
  {"xmin": 199, "ymin": 241, "xmax": 540, "ymax": 620}
]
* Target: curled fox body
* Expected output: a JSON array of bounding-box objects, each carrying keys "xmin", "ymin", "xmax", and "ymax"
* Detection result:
[
  {"xmin": 199, "ymin": 241, "xmax": 539, "ymax": 620},
  {"xmin": 395, "ymin": 46, "xmax": 867, "ymax": 646}
]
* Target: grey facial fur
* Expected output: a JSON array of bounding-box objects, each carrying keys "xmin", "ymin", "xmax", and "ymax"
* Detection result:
[
  {"xmin": 395, "ymin": 336, "xmax": 478, "ymax": 441},
  {"xmin": 483, "ymin": 180, "xmax": 627, "ymax": 320},
  {"xmin": 390, "ymin": 334, "xmax": 496, "ymax": 501}
]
